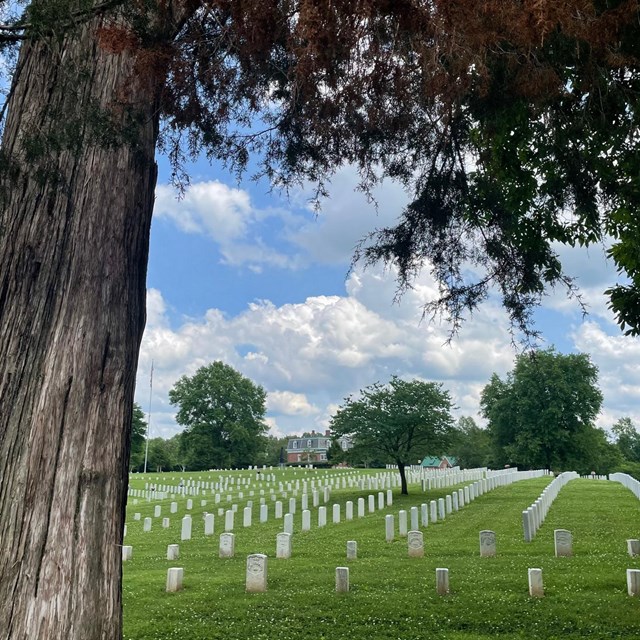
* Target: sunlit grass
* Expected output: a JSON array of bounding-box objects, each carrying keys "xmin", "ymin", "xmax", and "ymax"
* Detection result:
[{"xmin": 123, "ymin": 472, "xmax": 640, "ymax": 640}]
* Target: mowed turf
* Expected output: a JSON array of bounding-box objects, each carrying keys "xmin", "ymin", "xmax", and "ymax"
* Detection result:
[{"xmin": 123, "ymin": 472, "xmax": 640, "ymax": 640}]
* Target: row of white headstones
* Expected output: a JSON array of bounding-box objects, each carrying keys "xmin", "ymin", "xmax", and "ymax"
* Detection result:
[
  {"xmin": 150, "ymin": 527, "xmax": 640, "ymax": 596},
  {"xmin": 123, "ymin": 469, "xmax": 574, "ymax": 595},
  {"xmin": 128, "ymin": 465, "xmax": 504, "ymax": 508},
  {"xmin": 127, "ymin": 468, "xmax": 548, "ymax": 539},
  {"xmin": 124, "ymin": 468, "xmax": 640, "ymax": 598}
]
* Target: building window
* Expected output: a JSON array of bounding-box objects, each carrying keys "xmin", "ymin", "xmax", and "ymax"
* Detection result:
[
  {"xmin": 307, "ymin": 439, "xmax": 312, "ymax": 447},
  {"xmin": 292, "ymin": 441, "xmax": 298, "ymax": 449}
]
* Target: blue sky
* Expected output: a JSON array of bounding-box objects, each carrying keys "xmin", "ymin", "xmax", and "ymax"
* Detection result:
[{"xmin": 136, "ymin": 152, "xmax": 640, "ymax": 440}]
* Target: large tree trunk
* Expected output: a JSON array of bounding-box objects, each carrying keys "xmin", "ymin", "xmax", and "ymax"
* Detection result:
[{"xmin": 0, "ymin": 11, "xmax": 163, "ymax": 640}]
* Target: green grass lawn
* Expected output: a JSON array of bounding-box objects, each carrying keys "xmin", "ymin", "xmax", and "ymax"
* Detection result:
[{"xmin": 123, "ymin": 472, "xmax": 640, "ymax": 640}]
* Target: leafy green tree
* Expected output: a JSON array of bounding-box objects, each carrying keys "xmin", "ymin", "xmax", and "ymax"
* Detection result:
[
  {"xmin": 326, "ymin": 439, "xmax": 345, "ymax": 465},
  {"xmin": 576, "ymin": 426, "xmax": 623, "ymax": 476},
  {"xmin": 129, "ymin": 403, "xmax": 147, "ymax": 472},
  {"xmin": 451, "ymin": 416, "xmax": 492, "ymax": 469},
  {"xmin": 330, "ymin": 377, "xmax": 454, "ymax": 494},
  {"xmin": 169, "ymin": 362, "xmax": 268, "ymax": 470},
  {"xmin": 262, "ymin": 435, "xmax": 290, "ymax": 467},
  {"xmin": 481, "ymin": 349, "xmax": 603, "ymax": 471},
  {"xmin": 611, "ymin": 417, "xmax": 640, "ymax": 463},
  {"xmin": 146, "ymin": 437, "xmax": 176, "ymax": 472}
]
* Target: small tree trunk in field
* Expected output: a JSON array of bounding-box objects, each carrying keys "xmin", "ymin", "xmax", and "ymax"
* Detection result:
[
  {"xmin": 398, "ymin": 461, "xmax": 408, "ymax": 495},
  {"xmin": 0, "ymin": 13, "xmax": 165, "ymax": 640}
]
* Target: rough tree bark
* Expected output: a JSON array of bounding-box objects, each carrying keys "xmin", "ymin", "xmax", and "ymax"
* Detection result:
[{"xmin": 0, "ymin": 5, "xmax": 186, "ymax": 638}]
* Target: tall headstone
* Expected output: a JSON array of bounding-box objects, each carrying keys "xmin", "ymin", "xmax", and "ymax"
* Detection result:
[
  {"xmin": 378, "ymin": 492, "xmax": 385, "ymax": 509},
  {"xmin": 368, "ymin": 495, "xmax": 375, "ymax": 513},
  {"xmin": 246, "ymin": 554, "xmax": 268, "ymax": 592},
  {"xmin": 345, "ymin": 501, "xmax": 353, "ymax": 520},
  {"xmin": 154, "ymin": 505, "xmax": 161, "ymax": 518},
  {"xmin": 122, "ymin": 546, "xmax": 133, "ymax": 561},
  {"xmin": 479, "ymin": 530, "xmax": 496, "ymax": 557},
  {"xmin": 436, "ymin": 568, "xmax": 449, "ymax": 595},
  {"xmin": 275, "ymin": 501, "xmax": 283, "ymax": 519},
  {"xmin": 333, "ymin": 504, "xmax": 340, "ymax": 524},
  {"xmin": 357, "ymin": 498, "xmax": 365, "ymax": 518},
  {"xmin": 167, "ymin": 544, "xmax": 179, "ymax": 560},
  {"xmin": 181, "ymin": 515, "xmax": 192, "ymax": 541},
  {"xmin": 186, "ymin": 499, "xmax": 193, "ymax": 510},
  {"xmin": 528, "ymin": 568, "xmax": 544, "ymax": 597},
  {"xmin": 421, "ymin": 503, "xmax": 429, "ymax": 527},
  {"xmin": 522, "ymin": 510, "xmax": 533, "ymax": 542},
  {"xmin": 430, "ymin": 500, "xmax": 438, "ymax": 523},
  {"xmin": 554, "ymin": 529, "xmax": 572, "ymax": 557},
  {"xmin": 143, "ymin": 517, "xmax": 152, "ymax": 532},
  {"xmin": 627, "ymin": 539, "xmax": 640, "ymax": 557},
  {"xmin": 302, "ymin": 509, "xmax": 311, "ymax": 531},
  {"xmin": 438, "ymin": 498, "xmax": 446, "ymax": 520},
  {"xmin": 318, "ymin": 506, "xmax": 327, "ymax": 527},
  {"xmin": 385, "ymin": 514, "xmax": 394, "ymax": 542},
  {"xmin": 284, "ymin": 512, "xmax": 294, "ymax": 534},
  {"xmin": 162, "ymin": 517, "xmax": 170, "ymax": 529},
  {"xmin": 260, "ymin": 504, "xmax": 268, "ymax": 523},
  {"xmin": 445, "ymin": 494, "xmax": 452, "ymax": 514},
  {"xmin": 410, "ymin": 506, "xmax": 419, "ymax": 531},
  {"xmin": 408, "ymin": 530, "xmax": 424, "ymax": 558},
  {"xmin": 225, "ymin": 509, "xmax": 234, "ymax": 532},
  {"xmin": 386, "ymin": 490, "xmax": 393, "ymax": 506},
  {"xmin": 204, "ymin": 513, "xmax": 215, "ymax": 536},
  {"xmin": 398, "ymin": 510, "xmax": 408, "ymax": 537},
  {"xmin": 276, "ymin": 532, "xmax": 292, "ymax": 559},
  {"xmin": 219, "ymin": 532, "xmax": 235, "ymax": 558},
  {"xmin": 627, "ymin": 569, "xmax": 640, "ymax": 596},
  {"xmin": 335, "ymin": 567, "xmax": 349, "ymax": 593},
  {"xmin": 243, "ymin": 507, "xmax": 252, "ymax": 527},
  {"xmin": 166, "ymin": 568, "xmax": 183, "ymax": 593},
  {"xmin": 346, "ymin": 540, "xmax": 357, "ymax": 561}
]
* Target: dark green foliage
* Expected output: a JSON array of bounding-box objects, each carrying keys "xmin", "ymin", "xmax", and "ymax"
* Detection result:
[
  {"xmin": 481, "ymin": 349, "xmax": 604, "ymax": 472},
  {"xmin": 326, "ymin": 438, "xmax": 344, "ymax": 464},
  {"xmin": 169, "ymin": 361, "xmax": 268, "ymax": 470},
  {"xmin": 144, "ymin": 437, "xmax": 175, "ymax": 472},
  {"xmin": 330, "ymin": 376, "xmax": 454, "ymax": 493},
  {"xmin": 611, "ymin": 417, "xmax": 640, "ymax": 464},
  {"xmin": 451, "ymin": 416, "xmax": 493, "ymax": 469},
  {"xmin": 261, "ymin": 435, "xmax": 289, "ymax": 466},
  {"xmin": 3, "ymin": 2, "xmax": 640, "ymax": 337},
  {"xmin": 128, "ymin": 402, "xmax": 147, "ymax": 471}
]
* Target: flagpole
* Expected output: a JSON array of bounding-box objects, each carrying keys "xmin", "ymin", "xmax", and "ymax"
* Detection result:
[{"xmin": 143, "ymin": 360, "xmax": 153, "ymax": 474}]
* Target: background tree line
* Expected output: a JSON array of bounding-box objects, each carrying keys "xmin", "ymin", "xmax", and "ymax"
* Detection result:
[{"xmin": 132, "ymin": 352, "xmax": 639, "ymax": 481}]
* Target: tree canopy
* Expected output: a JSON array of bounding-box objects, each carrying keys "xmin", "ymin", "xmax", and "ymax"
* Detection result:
[
  {"xmin": 451, "ymin": 416, "xmax": 493, "ymax": 469},
  {"xmin": 330, "ymin": 376, "xmax": 454, "ymax": 494},
  {"xmin": 480, "ymin": 349, "xmax": 605, "ymax": 472},
  {"xmin": 169, "ymin": 361, "xmax": 268, "ymax": 470},
  {"xmin": 1, "ymin": 1, "xmax": 639, "ymax": 336},
  {"xmin": 128, "ymin": 402, "xmax": 147, "ymax": 472}
]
